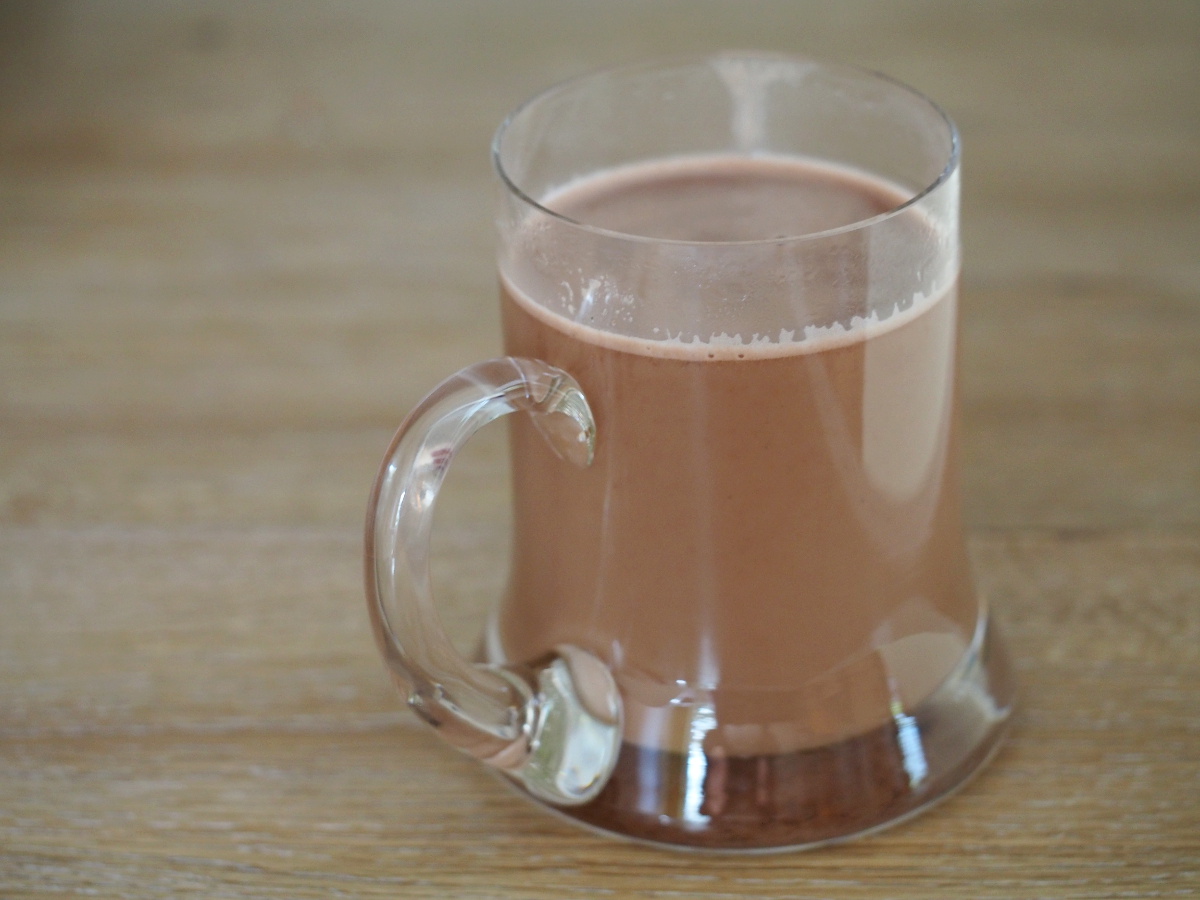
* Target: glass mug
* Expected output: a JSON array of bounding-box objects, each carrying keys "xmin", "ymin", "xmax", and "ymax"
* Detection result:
[{"xmin": 365, "ymin": 53, "xmax": 1014, "ymax": 851}]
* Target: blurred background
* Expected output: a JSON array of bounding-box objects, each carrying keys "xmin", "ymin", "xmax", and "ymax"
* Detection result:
[
  {"xmin": 2, "ymin": 1, "xmax": 1196, "ymax": 536},
  {"xmin": 0, "ymin": 3, "xmax": 1197, "ymax": 896}
]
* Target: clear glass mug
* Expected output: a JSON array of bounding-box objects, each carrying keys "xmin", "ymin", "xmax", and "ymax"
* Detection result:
[{"xmin": 365, "ymin": 53, "xmax": 1014, "ymax": 851}]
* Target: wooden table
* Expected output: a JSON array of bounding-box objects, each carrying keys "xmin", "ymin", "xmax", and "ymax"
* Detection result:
[{"xmin": 2, "ymin": 3, "xmax": 1197, "ymax": 896}]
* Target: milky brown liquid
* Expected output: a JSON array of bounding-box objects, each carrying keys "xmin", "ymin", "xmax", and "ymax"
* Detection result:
[{"xmin": 496, "ymin": 156, "xmax": 983, "ymax": 846}]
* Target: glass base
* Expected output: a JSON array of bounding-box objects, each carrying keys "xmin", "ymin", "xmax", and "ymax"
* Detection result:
[{"xmin": 511, "ymin": 618, "xmax": 1014, "ymax": 852}]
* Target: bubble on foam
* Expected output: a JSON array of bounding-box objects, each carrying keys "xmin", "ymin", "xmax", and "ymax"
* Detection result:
[
  {"xmin": 560, "ymin": 280, "xmax": 577, "ymax": 316},
  {"xmin": 709, "ymin": 332, "xmax": 745, "ymax": 346},
  {"xmin": 774, "ymin": 289, "xmax": 938, "ymax": 348}
]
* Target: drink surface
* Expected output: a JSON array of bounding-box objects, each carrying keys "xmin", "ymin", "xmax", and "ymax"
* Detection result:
[
  {"xmin": 497, "ymin": 154, "xmax": 976, "ymax": 757},
  {"xmin": 551, "ymin": 152, "xmax": 897, "ymax": 244}
]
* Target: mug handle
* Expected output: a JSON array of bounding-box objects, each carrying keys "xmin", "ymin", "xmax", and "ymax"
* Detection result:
[{"xmin": 364, "ymin": 357, "xmax": 621, "ymax": 805}]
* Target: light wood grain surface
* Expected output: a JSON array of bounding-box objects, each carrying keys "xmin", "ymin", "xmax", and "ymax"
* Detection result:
[{"xmin": 2, "ymin": 2, "xmax": 1197, "ymax": 897}]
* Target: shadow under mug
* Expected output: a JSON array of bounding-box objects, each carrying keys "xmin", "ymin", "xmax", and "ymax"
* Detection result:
[{"xmin": 365, "ymin": 53, "xmax": 1014, "ymax": 851}]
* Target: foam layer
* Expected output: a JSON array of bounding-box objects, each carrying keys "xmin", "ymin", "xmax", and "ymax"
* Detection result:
[
  {"xmin": 505, "ymin": 153, "xmax": 951, "ymax": 360},
  {"xmin": 502, "ymin": 270, "xmax": 944, "ymax": 361}
]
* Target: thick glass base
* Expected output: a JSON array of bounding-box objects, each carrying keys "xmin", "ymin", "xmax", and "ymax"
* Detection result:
[{"xmin": 516, "ymin": 619, "xmax": 1014, "ymax": 852}]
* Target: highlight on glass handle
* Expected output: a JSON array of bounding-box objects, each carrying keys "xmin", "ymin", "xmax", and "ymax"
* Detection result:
[{"xmin": 364, "ymin": 357, "xmax": 621, "ymax": 805}]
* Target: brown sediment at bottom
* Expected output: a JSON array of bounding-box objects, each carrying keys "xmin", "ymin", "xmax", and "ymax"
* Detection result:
[{"xmin": 559, "ymin": 716, "xmax": 1007, "ymax": 851}]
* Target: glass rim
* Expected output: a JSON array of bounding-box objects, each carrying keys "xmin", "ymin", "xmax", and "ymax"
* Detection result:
[{"xmin": 491, "ymin": 51, "xmax": 960, "ymax": 248}]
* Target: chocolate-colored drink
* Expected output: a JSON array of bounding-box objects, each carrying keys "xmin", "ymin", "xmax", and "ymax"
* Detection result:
[
  {"xmin": 367, "ymin": 55, "xmax": 1012, "ymax": 853},
  {"xmin": 494, "ymin": 155, "xmax": 990, "ymax": 846}
]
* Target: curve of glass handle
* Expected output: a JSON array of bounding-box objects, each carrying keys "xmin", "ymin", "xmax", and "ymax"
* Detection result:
[{"xmin": 364, "ymin": 357, "xmax": 622, "ymax": 806}]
